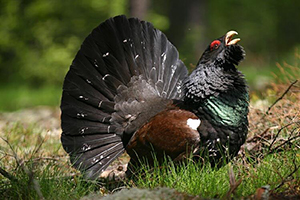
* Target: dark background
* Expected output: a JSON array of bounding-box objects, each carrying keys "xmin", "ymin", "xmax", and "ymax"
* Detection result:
[{"xmin": 0, "ymin": 0, "xmax": 299, "ymax": 110}]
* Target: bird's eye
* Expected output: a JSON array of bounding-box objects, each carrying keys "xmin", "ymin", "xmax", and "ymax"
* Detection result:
[{"xmin": 210, "ymin": 40, "xmax": 221, "ymax": 50}]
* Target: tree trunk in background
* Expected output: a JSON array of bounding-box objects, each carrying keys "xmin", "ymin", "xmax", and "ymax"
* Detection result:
[
  {"xmin": 165, "ymin": 0, "xmax": 207, "ymax": 65},
  {"xmin": 166, "ymin": 0, "xmax": 207, "ymax": 49},
  {"xmin": 189, "ymin": 0, "xmax": 207, "ymax": 54},
  {"xmin": 129, "ymin": 0, "xmax": 150, "ymax": 20},
  {"xmin": 165, "ymin": 0, "xmax": 191, "ymax": 46}
]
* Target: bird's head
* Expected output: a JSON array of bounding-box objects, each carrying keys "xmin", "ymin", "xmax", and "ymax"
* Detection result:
[
  {"xmin": 184, "ymin": 30, "xmax": 248, "ymax": 102},
  {"xmin": 198, "ymin": 31, "xmax": 245, "ymax": 69}
]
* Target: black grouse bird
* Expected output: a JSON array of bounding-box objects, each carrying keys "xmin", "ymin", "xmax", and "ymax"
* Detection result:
[{"xmin": 61, "ymin": 15, "xmax": 249, "ymax": 179}]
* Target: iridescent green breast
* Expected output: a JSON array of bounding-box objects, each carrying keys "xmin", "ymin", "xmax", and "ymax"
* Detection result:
[{"xmin": 202, "ymin": 92, "xmax": 249, "ymax": 127}]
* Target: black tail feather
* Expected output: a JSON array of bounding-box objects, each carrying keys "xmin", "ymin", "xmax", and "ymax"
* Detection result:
[
  {"xmin": 81, "ymin": 145, "xmax": 124, "ymax": 179},
  {"xmin": 62, "ymin": 134, "xmax": 121, "ymax": 154},
  {"xmin": 62, "ymin": 118, "xmax": 117, "ymax": 135},
  {"xmin": 68, "ymin": 140, "xmax": 124, "ymax": 179},
  {"xmin": 62, "ymin": 75, "xmax": 115, "ymax": 112},
  {"xmin": 61, "ymin": 15, "xmax": 188, "ymax": 179},
  {"xmin": 61, "ymin": 95, "xmax": 112, "ymax": 123}
]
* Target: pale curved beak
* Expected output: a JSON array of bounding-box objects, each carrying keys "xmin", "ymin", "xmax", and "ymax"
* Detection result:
[{"xmin": 225, "ymin": 31, "xmax": 240, "ymax": 46}]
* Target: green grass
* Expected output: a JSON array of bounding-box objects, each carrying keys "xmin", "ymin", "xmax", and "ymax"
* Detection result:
[
  {"xmin": 128, "ymin": 149, "xmax": 300, "ymax": 199},
  {"xmin": 236, "ymin": 151, "xmax": 300, "ymax": 197},
  {"xmin": 0, "ymin": 84, "xmax": 61, "ymax": 112},
  {"xmin": 0, "ymin": 123, "xmax": 97, "ymax": 200},
  {"xmin": 130, "ymin": 157, "xmax": 231, "ymax": 197},
  {"xmin": 0, "ymin": 60, "xmax": 299, "ymax": 199},
  {"xmin": 0, "ymin": 162, "xmax": 98, "ymax": 199},
  {"xmin": 0, "ymin": 123, "xmax": 299, "ymax": 199}
]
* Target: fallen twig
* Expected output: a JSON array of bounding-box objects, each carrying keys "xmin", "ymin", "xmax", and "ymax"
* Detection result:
[
  {"xmin": 273, "ymin": 156, "xmax": 300, "ymax": 191},
  {"xmin": 225, "ymin": 165, "xmax": 242, "ymax": 199},
  {"xmin": 266, "ymin": 79, "xmax": 298, "ymax": 114},
  {"xmin": 29, "ymin": 134, "xmax": 46, "ymax": 161},
  {"xmin": 0, "ymin": 166, "xmax": 18, "ymax": 182},
  {"xmin": 268, "ymin": 134, "xmax": 300, "ymax": 155},
  {"xmin": 1, "ymin": 137, "xmax": 21, "ymax": 167},
  {"xmin": 1, "ymin": 136, "xmax": 45, "ymax": 200},
  {"xmin": 246, "ymin": 128, "xmax": 270, "ymax": 143},
  {"xmin": 268, "ymin": 121, "xmax": 300, "ymax": 153}
]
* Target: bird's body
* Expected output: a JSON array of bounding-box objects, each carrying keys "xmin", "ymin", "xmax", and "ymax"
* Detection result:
[{"xmin": 61, "ymin": 15, "xmax": 249, "ymax": 179}]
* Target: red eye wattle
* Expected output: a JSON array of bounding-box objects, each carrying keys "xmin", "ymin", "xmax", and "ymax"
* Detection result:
[{"xmin": 210, "ymin": 40, "xmax": 221, "ymax": 50}]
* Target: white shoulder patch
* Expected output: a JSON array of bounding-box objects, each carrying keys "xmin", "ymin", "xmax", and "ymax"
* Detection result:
[{"xmin": 187, "ymin": 118, "xmax": 201, "ymax": 130}]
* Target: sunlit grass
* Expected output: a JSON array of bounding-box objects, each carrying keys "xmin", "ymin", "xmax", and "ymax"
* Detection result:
[
  {"xmin": 126, "ymin": 148, "xmax": 300, "ymax": 199},
  {"xmin": 0, "ymin": 123, "xmax": 95, "ymax": 200},
  {"xmin": 0, "ymin": 123, "xmax": 299, "ymax": 199},
  {"xmin": 0, "ymin": 84, "xmax": 61, "ymax": 112}
]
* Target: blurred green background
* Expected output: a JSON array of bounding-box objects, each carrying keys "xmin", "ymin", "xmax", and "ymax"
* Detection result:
[{"xmin": 0, "ymin": 0, "xmax": 299, "ymax": 111}]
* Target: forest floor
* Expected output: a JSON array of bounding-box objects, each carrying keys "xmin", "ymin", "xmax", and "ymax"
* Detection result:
[{"xmin": 0, "ymin": 73, "xmax": 299, "ymax": 199}]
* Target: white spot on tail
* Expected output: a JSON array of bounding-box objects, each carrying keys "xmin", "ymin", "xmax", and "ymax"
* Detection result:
[
  {"xmin": 98, "ymin": 100, "xmax": 103, "ymax": 108},
  {"xmin": 103, "ymin": 52, "xmax": 109, "ymax": 57},
  {"xmin": 82, "ymin": 143, "xmax": 91, "ymax": 151},
  {"xmin": 187, "ymin": 118, "xmax": 201, "ymax": 130},
  {"xmin": 102, "ymin": 74, "xmax": 110, "ymax": 80}
]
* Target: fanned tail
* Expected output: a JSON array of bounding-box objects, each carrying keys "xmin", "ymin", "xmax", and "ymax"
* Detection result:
[{"xmin": 61, "ymin": 15, "xmax": 188, "ymax": 179}]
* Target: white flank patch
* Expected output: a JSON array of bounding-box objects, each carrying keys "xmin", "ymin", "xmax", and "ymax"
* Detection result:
[{"xmin": 187, "ymin": 118, "xmax": 201, "ymax": 130}]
